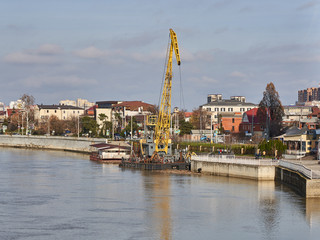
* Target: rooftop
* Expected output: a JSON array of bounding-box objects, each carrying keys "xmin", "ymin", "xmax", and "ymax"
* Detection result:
[
  {"xmin": 112, "ymin": 101, "xmax": 154, "ymax": 111},
  {"xmin": 37, "ymin": 104, "xmax": 84, "ymax": 110},
  {"xmin": 202, "ymin": 100, "xmax": 256, "ymax": 107}
]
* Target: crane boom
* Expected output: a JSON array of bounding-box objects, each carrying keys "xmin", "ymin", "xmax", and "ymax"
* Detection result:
[{"xmin": 154, "ymin": 29, "xmax": 181, "ymax": 154}]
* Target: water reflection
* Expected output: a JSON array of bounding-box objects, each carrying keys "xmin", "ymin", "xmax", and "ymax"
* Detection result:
[
  {"xmin": 2, "ymin": 148, "xmax": 320, "ymax": 239},
  {"xmin": 306, "ymin": 198, "xmax": 320, "ymax": 227},
  {"xmin": 257, "ymin": 181, "xmax": 279, "ymax": 240},
  {"xmin": 142, "ymin": 172, "xmax": 172, "ymax": 240}
]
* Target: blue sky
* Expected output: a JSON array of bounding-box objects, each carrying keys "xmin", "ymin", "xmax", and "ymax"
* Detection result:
[{"xmin": 1, "ymin": 0, "xmax": 320, "ymax": 111}]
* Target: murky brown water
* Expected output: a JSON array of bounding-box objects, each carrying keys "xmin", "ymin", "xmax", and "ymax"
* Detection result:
[{"xmin": 1, "ymin": 148, "xmax": 320, "ymax": 240}]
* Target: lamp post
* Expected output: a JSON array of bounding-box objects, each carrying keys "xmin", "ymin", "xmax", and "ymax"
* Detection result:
[
  {"xmin": 77, "ymin": 114, "xmax": 80, "ymax": 138},
  {"xmin": 130, "ymin": 115, "xmax": 133, "ymax": 140},
  {"xmin": 211, "ymin": 114, "xmax": 213, "ymax": 144}
]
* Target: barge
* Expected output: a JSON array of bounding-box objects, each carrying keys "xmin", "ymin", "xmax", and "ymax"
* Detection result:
[{"xmin": 90, "ymin": 142, "xmax": 130, "ymax": 163}]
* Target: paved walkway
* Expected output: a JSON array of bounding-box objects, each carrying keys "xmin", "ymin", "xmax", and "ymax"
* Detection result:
[{"xmin": 285, "ymin": 159, "xmax": 320, "ymax": 175}]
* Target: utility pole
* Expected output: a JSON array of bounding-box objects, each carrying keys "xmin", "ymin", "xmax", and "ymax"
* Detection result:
[
  {"xmin": 210, "ymin": 114, "xmax": 213, "ymax": 144},
  {"xmin": 21, "ymin": 113, "xmax": 24, "ymax": 135},
  {"xmin": 251, "ymin": 110, "xmax": 254, "ymax": 138},
  {"xmin": 26, "ymin": 110, "xmax": 29, "ymax": 135},
  {"xmin": 112, "ymin": 113, "xmax": 114, "ymax": 140},
  {"xmin": 77, "ymin": 115, "xmax": 80, "ymax": 138},
  {"xmin": 130, "ymin": 115, "xmax": 133, "ymax": 140}
]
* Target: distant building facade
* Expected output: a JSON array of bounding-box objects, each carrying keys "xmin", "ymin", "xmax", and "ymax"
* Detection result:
[
  {"xmin": 298, "ymin": 87, "xmax": 320, "ymax": 103},
  {"xmin": 95, "ymin": 101, "xmax": 120, "ymax": 127},
  {"xmin": 9, "ymin": 99, "xmax": 25, "ymax": 109},
  {"xmin": 34, "ymin": 104, "xmax": 85, "ymax": 121},
  {"xmin": 220, "ymin": 112, "xmax": 243, "ymax": 133},
  {"xmin": 201, "ymin": 94, "xmax": 257, "ymax": 126},
  {"xmin": 239, "ymin": 108, "xmax": 264, "ymax": 136},
  {"xmin": 59, "ymin": 98, "xmax": 95, "ymax": 110}
]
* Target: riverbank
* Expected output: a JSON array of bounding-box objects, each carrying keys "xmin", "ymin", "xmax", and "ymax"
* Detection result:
[
  {"xmin": 191, "ymin": 155, "xmax": 320, "ymax": 198},
  {"xmin": 0, "ymin": 135, "xmax": 109, "ymax": 153}
]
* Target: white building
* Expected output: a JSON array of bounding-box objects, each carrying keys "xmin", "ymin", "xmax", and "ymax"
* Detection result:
[
  {"xmin": 34, "ymin": 104, "xmax": 85, "ymax": 121},
  {"xmin": 201, "ymin": 94, "xmax": 257, "ymax": 123},
  {"xmin": 9, "ymin": 99, "xmax": 25, "ymax": 109},
  {"xmin": 76, "ymin": 98, "xmax": 95, "ymax": 109},
  {"xmin": 59, "ymin": 98, "xmax": 95, "ymax": 110},
  {"xmin": 59, "ymin": 99, "xmax": 76, "ymax": 107}
]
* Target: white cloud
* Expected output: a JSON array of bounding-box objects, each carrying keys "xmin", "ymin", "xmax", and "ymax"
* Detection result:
[
  {"xmin": 3, "ymin": 44, "xmax": 63, "ymax": 64},
  {"xmin": 37, "ymin": 44, "xmax": 63, "ymax": 54},
  {"xmin": 182, "ymin": 49, "xmax": 214, "ymax": 62},
  {"xmin": 229, "ymin": 71, "xmax": 247, "ymax": 78},
  {"xmin": 21, "ymin": 75, "xmax": 98, "ymax": 88},
  {"xmin": 188, "ymin": 76, "xmax": 219, "ymax": 84},
  {"xmin": 73, "ymin": 46, "xmax": 106, "ymax": 59}
]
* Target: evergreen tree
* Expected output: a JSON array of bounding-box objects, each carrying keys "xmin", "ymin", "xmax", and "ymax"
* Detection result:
[{"xmin": 257, "ymin": 82, "xmax": 284, "ymax": 138}]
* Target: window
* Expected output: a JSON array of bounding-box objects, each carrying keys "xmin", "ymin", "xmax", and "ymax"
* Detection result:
[
  {"xmin": 247, "ymin": 108, "xmax": 251, "ymax": 111},
  {"xmin": 228, "ymin": 108, "xmax": 233, "ymax": 112},
  {"xmin": 215, "ymin": 108, "xmax": 219, "ymax": 111},
  {"xmin": 214, "ymin": 115, "xmax": 217, "ymax": 118},
  {"xmin": 232, "ymin": 126, "xmax": 235, "ymax": 131},
  {"xmin": 73, "ymin": 111, "xmax": 75, "ymax": 114},
  {"xmin": 47, "ymin": 110, "xmax": 49, "ymax": 113},
  {"xmin": 232, "ymin": 118, "xmax": 235, "ymax": 123},
  {"xmin": 78, "ymin": 111, "xmax": 80, "ymax": 114},
  {"xmin": 55, "ymin": 110, "xmax": 57, "ymax": 113},
  {"xmin": 207, "ymin": 108, "xmax": 211, "ymax": 111},
  {"xmin": 221, "ymin": 108, "xmax": 225, "ymax": 112},
  {"xmin": 63, "ymin": 111, "xmax": 65, "ymax": 113},
  {"xmin": 240, "ymin": 108, "xmax": 245, "ymax": 112}
]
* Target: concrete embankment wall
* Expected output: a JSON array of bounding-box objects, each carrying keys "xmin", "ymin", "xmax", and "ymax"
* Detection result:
[
  {"xmin": 191, "ymin": 160, "xmax": 275, "ymax": 181},
  {"xmin": 275, "ymin": 167, "xmax": 320, "ymax": 198},
  {"xmin": 0, "ymin": 135, "xmax": 103, "ymax": 153}
]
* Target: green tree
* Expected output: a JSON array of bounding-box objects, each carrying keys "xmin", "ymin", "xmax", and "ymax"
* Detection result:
[
  {"xmin": 179, "ymin": 119, "xmax": 193, "ymax": 135},
  {"xmin": 124, "ymin": 117, "xmax": 139, "ymax": 137},
  {"xmin": 258, "ymin": 139, "xmax": 286, "ymax": 157},
  {"xmin": 98, "ymin": 113, "xmax": 108, "ymax": 135},
  {"xmin": 81, "ymin": 116, "xmax": 99, "ymax": 137},
  {"xmin": 257, "ymin": 82, "xmax": 284, "ymax": 138}
]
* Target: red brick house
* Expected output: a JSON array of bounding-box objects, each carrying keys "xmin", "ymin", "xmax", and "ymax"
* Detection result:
[{"xmin": 220, "ymin": 112, "xmax": 242, "ymax": 133}]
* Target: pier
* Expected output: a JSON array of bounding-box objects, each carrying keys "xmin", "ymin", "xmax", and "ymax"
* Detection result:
[{"xmin": 191, "ymin": 155, "xmax": 320, "ymax": 198}]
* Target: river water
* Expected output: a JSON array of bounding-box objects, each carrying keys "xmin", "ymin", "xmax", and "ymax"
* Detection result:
[{"xmin": 1, "ymin": 148, "xmax": 320, "ymax": 240}]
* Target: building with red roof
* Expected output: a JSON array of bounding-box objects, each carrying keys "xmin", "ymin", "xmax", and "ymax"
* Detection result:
[{"xmin": 239, "ymin": 108, "xmax": 264, "ymax": 136}]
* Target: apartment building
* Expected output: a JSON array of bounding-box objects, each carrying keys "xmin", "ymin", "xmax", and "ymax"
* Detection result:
[
  {"xmin": 201, "ymin": 94, "xmax": 257, "ymax": 124},
  {"xmin": 298, "ymin": 87, "xmax": 320, "ymax": 103},
  {"xmin": 34, "ymin": 104, "xmax": 85, "ymax": 121},
  {"xmin": 95, "ymin": 101, "xmax": 120, "ymax": 127},
  {"xmin": 59, "ymin": 98, "xmax": 95, "ymax": 110}
]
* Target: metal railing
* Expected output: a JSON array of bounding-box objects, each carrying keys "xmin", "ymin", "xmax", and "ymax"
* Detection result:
[
  {"xmin": 192, "ymin": 155, "xmax": 279, "ymax": 166},
  {"xmin": 278, "ymin": 160, "xmax": 315, "ymax": 179}
]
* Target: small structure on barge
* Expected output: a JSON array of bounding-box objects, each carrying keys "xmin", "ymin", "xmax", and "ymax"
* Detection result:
[{"xmin": 90, "ymin": 142, "xmax": 130, "ymax": 163}]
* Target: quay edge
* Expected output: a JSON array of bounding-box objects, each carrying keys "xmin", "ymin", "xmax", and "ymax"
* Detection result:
[
  {"xmin": 191, "ymin": 159, "xmax": 275, "ymax": 181},
  {"xmin": 191, "ymin": 157, "xmax": 320, "ymax": 198}
]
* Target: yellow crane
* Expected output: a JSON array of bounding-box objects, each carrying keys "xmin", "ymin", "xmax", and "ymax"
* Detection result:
[{"xmin": 154, "ymin": 28, "xmax": 181, "ymax": 155}]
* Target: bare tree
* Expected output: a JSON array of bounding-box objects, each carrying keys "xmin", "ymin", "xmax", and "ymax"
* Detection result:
[{"xmin": 20, "ymin": 94, "xmax": 35, "ymax": 134}]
